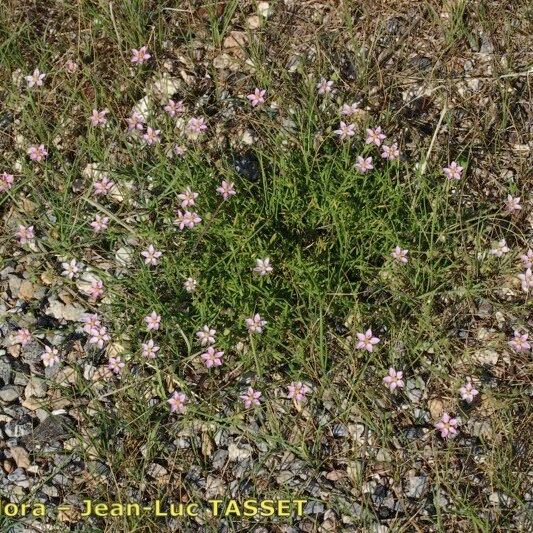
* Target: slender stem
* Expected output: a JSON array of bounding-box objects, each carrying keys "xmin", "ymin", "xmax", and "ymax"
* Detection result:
[{"xmin": 190, "ymin": 200, "xmax": 225, "ymax": 255}]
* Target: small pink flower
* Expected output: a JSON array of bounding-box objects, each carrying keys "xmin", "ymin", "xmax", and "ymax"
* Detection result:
[
  {"xmin": 391, "ymin": 246, "xmax": 408, "ymax": 263},
  {"xmin": 25, "ymin": 68, "xmax": 45, "ymax": 88},
  {"xmin": 141, "ymin": 339, "xmax": 159, "ymax": 358},
  {"xmin": 126, "ymin": 111, "xmax": 145, "ymax": 131},
  {"xmin": 443, "ymin": 161, "xmax": 463, "ymax": 180},
  {"xmin": 245, "ymin": 313, "xmax": 266, "ymax": 334},
  {"xmin": 93, "ymin": 176, "xmax": 115, "ymax": 196},
  {"xmin": 196, "ymin": 325, "xmax": 216, "ymax": 346},
  {"xmin": 253, "ymin": 258, "xmax": 273, "ymax": 276},
  {"xmin": 88, "ymin": 279, "xmax": 104, "ymax": 301},
  {"xmin": 383, "ymin": 367, "xmax": 404, "ymax": 391},
  {"xmin": 356, "ymin": 329, "xmax": 380, "ymax": 352},
  {"xmin": 184, "ymin": 277, "xmax": 197, "ymax": 293},
  {"xmin": 247, "ymin": 88, "xmax": 266, "ymax": 107},
  {"xmin": 459, "ymin": 378, "xmax": 479, "ymax": 402},
  {"xmin": 381, "ymin": 143, "xmax": 400, "ymax": 160},
  {"xmin": 90, "ymin": 109, "xmax": 108, "ymax": 127},
  {"xmin": 0, "ymin": 172, "xmax": 14, "ymax": 192},
  {"xmin": 131, "ymin": 46, "xmax": 151, "ymax": 64},
  {"xmin": 505, "ymin": 194, "xmax": 521, "ymax": 213},
  {"xmin": 518, "ymin": 268, "xmax": 533, "ymax": 292},
  {"xmin": 341, "ymin": 102, "xmax": 359, "ymax": 116},
  {"xmin": 216, "ymin": 180, "xmax": 236, "ymax": 200},
  {"xmin": 83, "ymin": 313, "xmax": 101, "ymax": 334},
  {"xmin": 508, "ymin": 331, "xmax": 530, "ymax": 352},
  {"xmin": 490, "ymin": 239, "xmax": 510, "ymax": 257},
  {"xmin": 143, "ymin": 127, "xmax": 161, "ymax": 145},
  {"xmin": 89, "ymin": 326, "xmax": 110, "ymax": 349},
  {"xmin": 164, "ymin": 99, "xmax": 185, "ymax": 117},
  {"xmin": 108, "ymin": 356, "xmax": 125, "ymax": 375},
  {"xmin": 240, "ymin": 387, "xmax": 261, "ymax": 408},
  {"xmin": 61, "ymin": 259, "xmax": 80, "ymax": 279},
  {"xmin": 16, "ymin": 225, "xmax": 35, "ymax": 245},
  {"xmin": 141, "ymin": 244, "xmax": 162, "ymax": 265},
  {"xmin": 65, "ymin": 60, "xmax": 78, "ymax": 73},
  {"xmin": 317, "ymin": 78, "xmax": 333, "ymax": 95},
  {"xmin": 173, "ymin": 145, "xmax": 187, "ymax": 157},
  {"xmin": 355, "ymin": 156, "xmax": 373, "ymax": 173},
  {"xmin": 187, "ymin": 117, "xmax": 207, "ymax": 135},
  {"xmin": 41, "ymin": 346, "xmax": 60, "ymax": 367},
  {"xmin": 14, "ymin": 328, "xmax": 32, "ymax": 346},
  {"xmin": 168, "ymin": 391, "xmax": 187, "ymax": 414},
  {"xmin": 334, "ymin": 121, "xmax": 356, "ymax": 140},
  {"xmin": 287, "ymin": 382, "xmax": 310, "ymax": 403},
  {"xmin": 144, "ymin": 311, "xmax": 161, "ymax": 331},
  {"xmin": 366, "ymin": 127, "xmax": 386, "ymax": 147},
  {"xmin": 27, "ymin": 144, "xmax": 48, "ymax": 162},
  {"xmin": 435, "ymin": 412, "xmax": 458, "ymax": 438},
  {"xmin": 520, "ymin": 249, "xmax": 533, "ymax": 269},
  {"xmin": 178, "ymin": 187, "xmax": 198, "ymax": 208},
  {"xmin": 90, "ymin": 214, "xmax": 110, "ymax": 233},
  {"xmin": 201, "ymin": 346, "xmax": 224, "ymax": 368},
  {"xmin": 174, "ymin": 210, "xmax": 202, "ymax": 230}
]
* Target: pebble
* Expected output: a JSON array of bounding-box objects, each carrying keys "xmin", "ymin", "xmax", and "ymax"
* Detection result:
[
  {"xmin": 406, "ymin": 475, "xmax": 427, "ymax": 498},
  {"xmin": 0, "ymin": 385, "xmax": 21, "ymax": 403}
]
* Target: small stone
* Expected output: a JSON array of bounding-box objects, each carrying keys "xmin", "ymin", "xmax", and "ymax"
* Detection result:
[
  {"xmin": 9, "ymin": 446, "xmax": 30, "ymax": 469},
  {"xmin": 24, "ymin": 377, "xmax": 47, "ymax": 399},
  {"xmin": 246, "ymin": 15, "xmax": 261, "ymax": 29},
  {"xmin": 147, "ymin": 463, "xmax": 168, "ymax": 479},
  {"xmin": 406, "ymin": 475, "xmax": 427, "ymax": 498},
  {"xmin": 304, "ymin": 501, "xmax": 324, "ymax": 514},
  {"xmin": 228, "ymin": 443, "xmax": 252, "ymax": 461},
  {"xmin": 0, "ymin": 385, "xmax": 21, "ymax": 403}
]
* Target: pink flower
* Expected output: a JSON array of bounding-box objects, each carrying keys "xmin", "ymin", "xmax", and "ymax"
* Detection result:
[
  {"xmin": 196, "ymin": 325, "xmax": 216, "ymax": 346},
  {"xmin": 366, "ymin": 127, "xmax": 386, "ymax": 147},
  {"xmin": 173, "ymin": 145, "xmax": 187, "ymax": 157},
  {"xmin": 381, "ymin": 143, "xmax": 400, "ymax": 160},
  {"xmin": 126, "ymin": 111, "xmax": 145, "ymax": 131},
  {"xmin": 443, "ymin": 161, "xmax": 463, "ymax": 180},
  {"xmin": 505, "ymin": 195, "xmax": 521, "ymax": 213},
  {"xmin": 459, "ymin": 378, "xmax": 479, "ymax": 402},
  {"xmin": 131, "ymin": 46, "xmax": 151, "ymax": 64},
  {"xmin": 89, "ymin": 326, "xmax": 110, "ymax": 349},
  {"xmin": 178, "ymin": 187, "xmax": 198, "ymax": 208},
  {"xmin": 245, "ymin": 313, "xmax": 266, "ymax": 333},
  {"xmin": 187, "ymin": 117, "xmax": 207, "ymax": 135},
  {"xmin": 16, "ymin": 225, "xmax": 34, "ymax": 244},
  {"xmin": 164, "ymin": 99, "xmax": 185, "ymax": 117},
  {"xmin": 520, "ymin": 249, "xmax": 533, "ymax": 269},
  {"xmin": 144, "ymin": 311, "xmax": 161, "ymax": 331},
  {"xmin": 253, "ymin": 258, "xmax": 273, "ymax": 276},
  {"xmin": 216, "ymin": 180, "xmax": 236, "ymax": 200},
  {"xmin": 41, "ymin": 346, "xmax": 60, "ymax": 367},
  {"xmin": 490, "ymin": 239, "xmax": 509, "ymax": 257},
  {"xmin": 25, "ymin": 68, "xmax": 45, "ymax": 88},
  {"xmin": 108, "ymin": 356, "xmax": 125, "ymax": 375},
  {"xmin": 143, "ymin": 127, "xmax": 161, "ymax": 145},
  {"xmin": 168, "ymin": 391, "xmax": 187, "ymax": 414},
  {"xmin": 141, "ymin": 339, "xmax": 159, "ymax": 358},
  {"xmin": 141, "ymin": 244, "xmax": 162, "ymax": 265},
  {"xmin": 184, "ymin": 277, "xmax": 197, "ymax": 293},
  {"xmin": 341, "ymin": 102, "xmax": 359, "ymax": 116},
  {"xmin": 83, "ymin": 313, "xmax": 101, "ymax": 334},
  {"xmin": 65, "ymin": 60, "xmax": 78, "ymax": 73},
  {"xmin": 90, "ymin": 214, "xmax": 110, "ymax": 233},
  {"xmin": 14, "ymin": 328, "xmax": 32, "ymax": 346},
  {"xmin": 508, "ymin": 331, "xmax": 530, "ymax": 352},
  {"xmin": 93, "ymin": 176, "xmax": 115, "ymax": 196},
  {"xmin": 174, "ymin": 210, "xmax": 202, "ymax": 230},
  {"xmin": 316, "ymin": 78, "xmax": 333, "ymax": 95},
  {"xmin": 0, "ymin": 172, "xmax": 14, "ymax": 192},
  {"xmin": 247, "ymin": 88, "xmax": 266, "ymax": 107},
  {"xmin": 383, "ymin": 367, "xmax": 404, "ymax": 391},
  {"xmin": 355, "ymin": 156, "xmax": 373, "ymax": 173},
  {"xmin": 201, "ymin": 346, "xmax": 224, "ymax": 368},
  {"xmin": 240, "ymin": 387, "xmax": 261, "ymax": 408},
  {"xmin": 27, "ymin": 144, "xmax": 48, "ymax": 162},
  {"xmin": 391, "ymin": 246, "xmax": 408, "ymax": 263},
  {"xmin": 61, "ymin": 259, "xmax": 80, "ymax": 279},
  {"xmin": 90, "ymin": 109, "xmax": 108, "ymax": 127},
  {"xmin": 334, "ymin": 121, "xmax": 356, "ymax": 140},
  {"xmin": 88, "ymin": 279, "xmax": 104, "ymax": 300},
  {"xmin": 518, "ymin": 268, "xmax": 533, "ymax": 292},
  {"xmin": 356, "ymin": 329, "xmax": 380, "ymax": 352},
  {"xmin": 435, "ymin": 412, "xmax": 458, "ymax": 438},
  {"xmin": 287, "ymin": 382, "xmax": 310, "ymax": 403}
]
